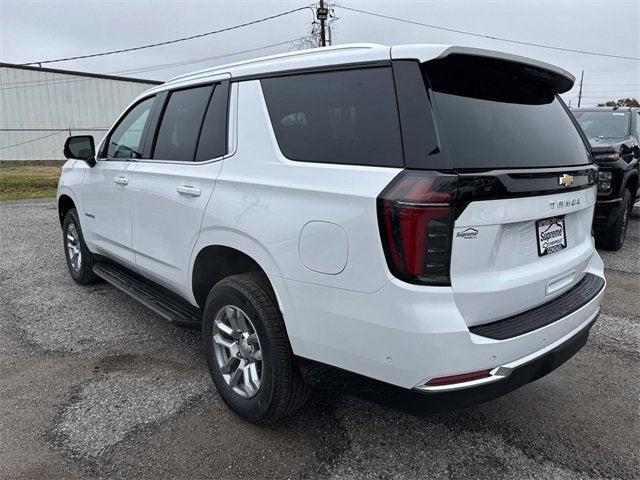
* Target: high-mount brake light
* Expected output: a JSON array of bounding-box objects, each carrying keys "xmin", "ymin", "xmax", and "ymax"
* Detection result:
[{"xmin": 377, "ymin": 171, "xmax": 457, "ymax": 286}]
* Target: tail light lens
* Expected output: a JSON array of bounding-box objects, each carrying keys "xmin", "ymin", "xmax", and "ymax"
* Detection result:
[{"xmin": 377, "ymin": 171, "xmax": 457, "ymax": 286}]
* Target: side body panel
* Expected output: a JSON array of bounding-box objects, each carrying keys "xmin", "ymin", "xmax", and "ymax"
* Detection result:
[
  {"xmin": 57, "ymin": 159, "xmax": 87, "ymax": 222},
  {"xmin": 195, "ymin": 79, "xmax": 400, "ymax": 353},
  {"xmin": 81, "ymin": 160, "xmax": 139, "ymax": 266}
]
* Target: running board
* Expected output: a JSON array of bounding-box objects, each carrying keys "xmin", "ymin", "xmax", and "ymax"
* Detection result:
[{"xmin": 93, "ymin": 262, "xmax": 202, "ymax": 329}]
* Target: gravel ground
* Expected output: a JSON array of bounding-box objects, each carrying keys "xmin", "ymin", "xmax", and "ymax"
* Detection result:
[{"xmin": 0, "ymin": 200, "xmax": 638, "ymax": 479}]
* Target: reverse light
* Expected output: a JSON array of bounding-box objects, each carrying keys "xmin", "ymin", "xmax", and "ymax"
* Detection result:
[{"xmin": 377, "ymin": 171, "xmax": 457, "ymax": 286}]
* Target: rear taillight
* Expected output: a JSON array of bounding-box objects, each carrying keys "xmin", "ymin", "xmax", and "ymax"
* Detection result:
[{"xmin": 377, "ymin": 170, "xmax": 457, "ymax": 286}]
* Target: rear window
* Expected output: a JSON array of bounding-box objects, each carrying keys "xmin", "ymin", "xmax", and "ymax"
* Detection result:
[
  {"xmin": 195, "ymin": 82, "xmax": 229, "ymax": 161},
  {"xmin": 423, "ymin": 55, "xmax": 591, "ymax": 169},
  {"xmin": 261, "ymin": 67, "xmax": 404, "ymax": 168},
  {"xmin": 153, "ymin": 85, "xmax": 212, "ymax": 162},
  {"xmin": 572, "ymin": 111, "xmax": 631, "ymax": 139}
]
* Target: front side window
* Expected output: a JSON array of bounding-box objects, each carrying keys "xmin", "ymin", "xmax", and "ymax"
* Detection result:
[
  {"xmin": 107, "ymin": 96, "xmax": 155, "ymax": 159},
  {"xmin": 573, "ymin": 111, "xmax": 631, "ymax": 139},
  {"xmin": 261, "ymin": 67, "xmax": 404, "ymax": 168},
  {"xmin": 153, "ymin": 85, "xmax": 212, "ymax": 162}
]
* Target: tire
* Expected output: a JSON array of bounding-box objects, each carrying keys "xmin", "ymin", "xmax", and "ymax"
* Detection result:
[
  {"xmin": 595, "ymin": 189, "xmax": 632, "ymax": 251},
  {"xmin": 202, "ymin": 272, "xmax": 310, "ymax": 423},
  {"xmin": 62, "ymin": 208, "xmax": 98, "ymax": 285}
]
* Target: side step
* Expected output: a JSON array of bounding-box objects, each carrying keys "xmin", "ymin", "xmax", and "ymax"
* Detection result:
[{"xmin": 93, "ymin": 262, "xmax": 202, "ymax": 329}]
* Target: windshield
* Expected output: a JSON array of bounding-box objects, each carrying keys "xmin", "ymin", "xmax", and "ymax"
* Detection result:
[
  {"xmin": 423, "ymin": 55, "xmax": 591, "ymax": 170},
  {"xmin": 572, "ymin": 111, "xmax": 631, "ymax": 139}
]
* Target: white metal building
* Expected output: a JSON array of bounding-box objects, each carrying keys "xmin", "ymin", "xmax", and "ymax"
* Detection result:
[{"xmin": 0, "ymin": 63, "xmax": 161, "ymax": 161}]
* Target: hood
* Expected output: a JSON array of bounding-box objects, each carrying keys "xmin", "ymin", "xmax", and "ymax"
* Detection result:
[{"xmin": 588, "ymin": 136, "xmax": 635, "ymax": 154}]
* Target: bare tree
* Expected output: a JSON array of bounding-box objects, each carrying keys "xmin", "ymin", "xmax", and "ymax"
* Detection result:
[{"xmin": 597, "ymin": 98, "xmax": 640, "ymax": 107}]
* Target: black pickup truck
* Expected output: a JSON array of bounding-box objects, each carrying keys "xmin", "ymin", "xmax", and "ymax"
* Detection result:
[{"xmin": 572, "ymin": 107, "xmax": 640, "ymax": 250}]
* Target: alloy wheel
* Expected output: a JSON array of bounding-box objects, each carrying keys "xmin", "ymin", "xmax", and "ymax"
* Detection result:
[
  {"xmin": 212, "ymin": 305, "xmax": 263, "ymax": 398},
  {"xmin": 66, "ymin": 223, "xmax": 82, "ymax": 273}
]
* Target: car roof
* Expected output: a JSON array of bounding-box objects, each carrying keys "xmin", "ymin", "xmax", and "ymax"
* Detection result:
[{"xmin": 141, "ymin": 43, "xmax": 575, "ymax": 95}]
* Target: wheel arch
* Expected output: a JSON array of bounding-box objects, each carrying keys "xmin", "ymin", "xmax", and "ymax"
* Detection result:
[
  {"xmin": 623, "ymin": 170, "xmax": 639, "ymax": 200},
  {"xmin": 190, "ymin": 231, "xmax": 284, "ymax": 310},
  {"xmin": 57, "ymin": 193, "xmax": 76, "ymax": 227}
]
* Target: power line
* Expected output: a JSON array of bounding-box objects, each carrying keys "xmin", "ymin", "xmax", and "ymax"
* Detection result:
[
  {"xmin": 338, "ymin": 5, "xmax": 640, "ymax": 61},
  {"xmin": 21, "ymin": 6, "xmax": 312, "ymax": 66},
  {"xmin": 1, "ymin": 37, "xmax": 307, "ymax": 90},
  {"xmin": 0, "ymin": 130, "xmax": 66, "ymax": 150},
  {"xmin": 116, "ymin": 37, "xmax": 308, "ymax": 75}
]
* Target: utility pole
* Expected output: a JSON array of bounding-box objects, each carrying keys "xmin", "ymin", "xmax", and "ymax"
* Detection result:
[
  {"xmin": 577, "ymin": 70, "xmax": 584, "ymax": 107},
  {"xmin": 317, "ymin": 0, "xmax": 328, "ymax": 47}
]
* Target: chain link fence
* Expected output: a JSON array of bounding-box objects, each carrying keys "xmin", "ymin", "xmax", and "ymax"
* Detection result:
[{"xmin": 0, "ymin": 127, "xmax": 109, "ymax": 161}]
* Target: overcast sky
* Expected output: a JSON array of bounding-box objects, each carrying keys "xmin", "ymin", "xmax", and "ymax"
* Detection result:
[{"xmin": 1, "ymin": 0, "xmax": 638, "ymax": 106}]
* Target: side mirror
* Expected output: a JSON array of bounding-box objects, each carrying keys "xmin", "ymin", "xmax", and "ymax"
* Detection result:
[{"xmin": 64, "ymin": 135, "xmax": 96, "ymax": 167}]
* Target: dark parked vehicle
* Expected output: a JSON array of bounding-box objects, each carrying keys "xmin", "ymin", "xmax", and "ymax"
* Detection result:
[{"xmin": 572, "ymin": 107, "xmax": 640, "ymax": 250}]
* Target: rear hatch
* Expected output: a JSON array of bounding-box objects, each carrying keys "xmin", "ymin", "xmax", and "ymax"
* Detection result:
[
  {"xmin": 378, "ymin": 52, "xmax": 598, "ymax": 327},
  {"xmin": 426, "ymin": 54, "xmax": 597, "ymax": 326}
]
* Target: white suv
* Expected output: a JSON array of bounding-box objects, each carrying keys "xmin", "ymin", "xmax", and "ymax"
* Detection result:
[{"xmin": 58, "ymin": 44, "xmax": 605, "ymax": 422}]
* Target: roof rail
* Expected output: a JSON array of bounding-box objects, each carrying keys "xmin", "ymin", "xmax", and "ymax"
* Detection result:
[{"xmin": 165, "ymin": 43, "xmax": 385, "ymax": 84}]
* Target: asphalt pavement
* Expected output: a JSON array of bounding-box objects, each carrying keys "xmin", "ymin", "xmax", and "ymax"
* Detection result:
[{"xmin": 1, "ymin": 199, "xmax": 638, "ymax": 479}]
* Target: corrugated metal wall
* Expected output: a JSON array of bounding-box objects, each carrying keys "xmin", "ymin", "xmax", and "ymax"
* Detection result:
[{"xmin": 0, "ymin": 66, "xmax": 159, "ymax": 160}]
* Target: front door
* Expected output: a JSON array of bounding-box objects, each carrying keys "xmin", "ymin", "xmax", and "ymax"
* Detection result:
[{"xmin": 82, "ymin": 96, "xmax": 155, "ymax": 265}]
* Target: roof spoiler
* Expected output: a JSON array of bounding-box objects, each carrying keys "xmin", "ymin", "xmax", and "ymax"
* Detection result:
[{"xmin": 391, "ymin": 45, "xmax": 575, "ymax": 94}]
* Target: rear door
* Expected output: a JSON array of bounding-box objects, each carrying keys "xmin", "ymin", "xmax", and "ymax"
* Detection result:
[
  {"xmin": 83, "ymin": 95, "xmax": 156, "ymax": 265},
  {"xmin": 128, "ymin": 79, "xmax": 230, "ymax": 296},
  {"xmin": 422, "ymin": 55, "xmax": 597, "ymax": 325}
]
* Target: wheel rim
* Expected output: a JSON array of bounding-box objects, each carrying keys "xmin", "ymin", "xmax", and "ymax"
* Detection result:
[
  {"xmin": 66, "ymin": 223, "xmax": 82, "ymax": 273},
  {"xmin": 212, "ymin": 305, "xmax": 263, "ymax": 398}
]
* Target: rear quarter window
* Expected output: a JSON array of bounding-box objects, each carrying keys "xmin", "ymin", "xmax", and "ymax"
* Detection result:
[
  {"xmin": 153, "ymin": 85, "xmax": 212, "ymax": 162},
  {"xmin": 261, "ymin": 67, "xmax": 404, "ymax": 168}
]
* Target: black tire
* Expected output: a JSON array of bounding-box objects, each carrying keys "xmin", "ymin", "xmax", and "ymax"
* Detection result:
[
  {"xmin": 595, "ymin": 188, "xmax": 632, "ymax": 251},
  {"xmin": 62, "ymin": 208, "xmax": 98, "ymax": 285},
  {"xmin": 202, "ymin": 272, "xmax": 310, "ymax": 423}
]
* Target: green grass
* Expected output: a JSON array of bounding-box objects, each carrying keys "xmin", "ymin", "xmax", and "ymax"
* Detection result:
[{"xmin": 0, "ymin": 165, "xmax": 61, "ymax": 201}]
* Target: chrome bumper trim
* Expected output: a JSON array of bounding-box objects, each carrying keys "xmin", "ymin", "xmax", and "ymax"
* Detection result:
[{"xmin": 414, "ymin": 304, "xmax": 601, "ymax": 393}]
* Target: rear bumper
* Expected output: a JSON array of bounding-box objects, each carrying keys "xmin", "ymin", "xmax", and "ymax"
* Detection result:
[
  {"xmin": 414, "ymin": 305, "xmax": 599, "ymax": 392},
  {"xmin": 297, "ymin": 311, "xmax": 597, "ymax": 414},
  {"xmin": 278, "ymin": 252, "xmax": 605, "ymax": 391}
]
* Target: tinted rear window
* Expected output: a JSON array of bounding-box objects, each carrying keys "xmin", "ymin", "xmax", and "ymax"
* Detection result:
[
  {"xmin": 261, "ymin": 67, "xmax": 403, "ymax": 168},
  {"xmin": 195, "ymin": 82, "xmax": 229, "ymax": 161},
  {"xmin": 423, "ymin": 55, "xmax": 591, "ymax": 169},
  {"xmin": 153, "ymin": 85, "xmax": 212, "ymax": 162}
]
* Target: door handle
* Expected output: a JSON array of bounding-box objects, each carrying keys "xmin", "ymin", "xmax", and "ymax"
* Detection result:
[
  {"xmin": 114, "ymin": 176, "xmax": 129, "ymax": 186},
  {"xmin": 177, "ymin": 185, "xmax": 201, "ymax": 197}
]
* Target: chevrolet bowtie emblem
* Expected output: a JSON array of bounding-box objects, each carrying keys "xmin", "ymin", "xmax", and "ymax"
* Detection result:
[{"xmin": 558, "ymin": 174, "xmax": 574, "ymax": 187}]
